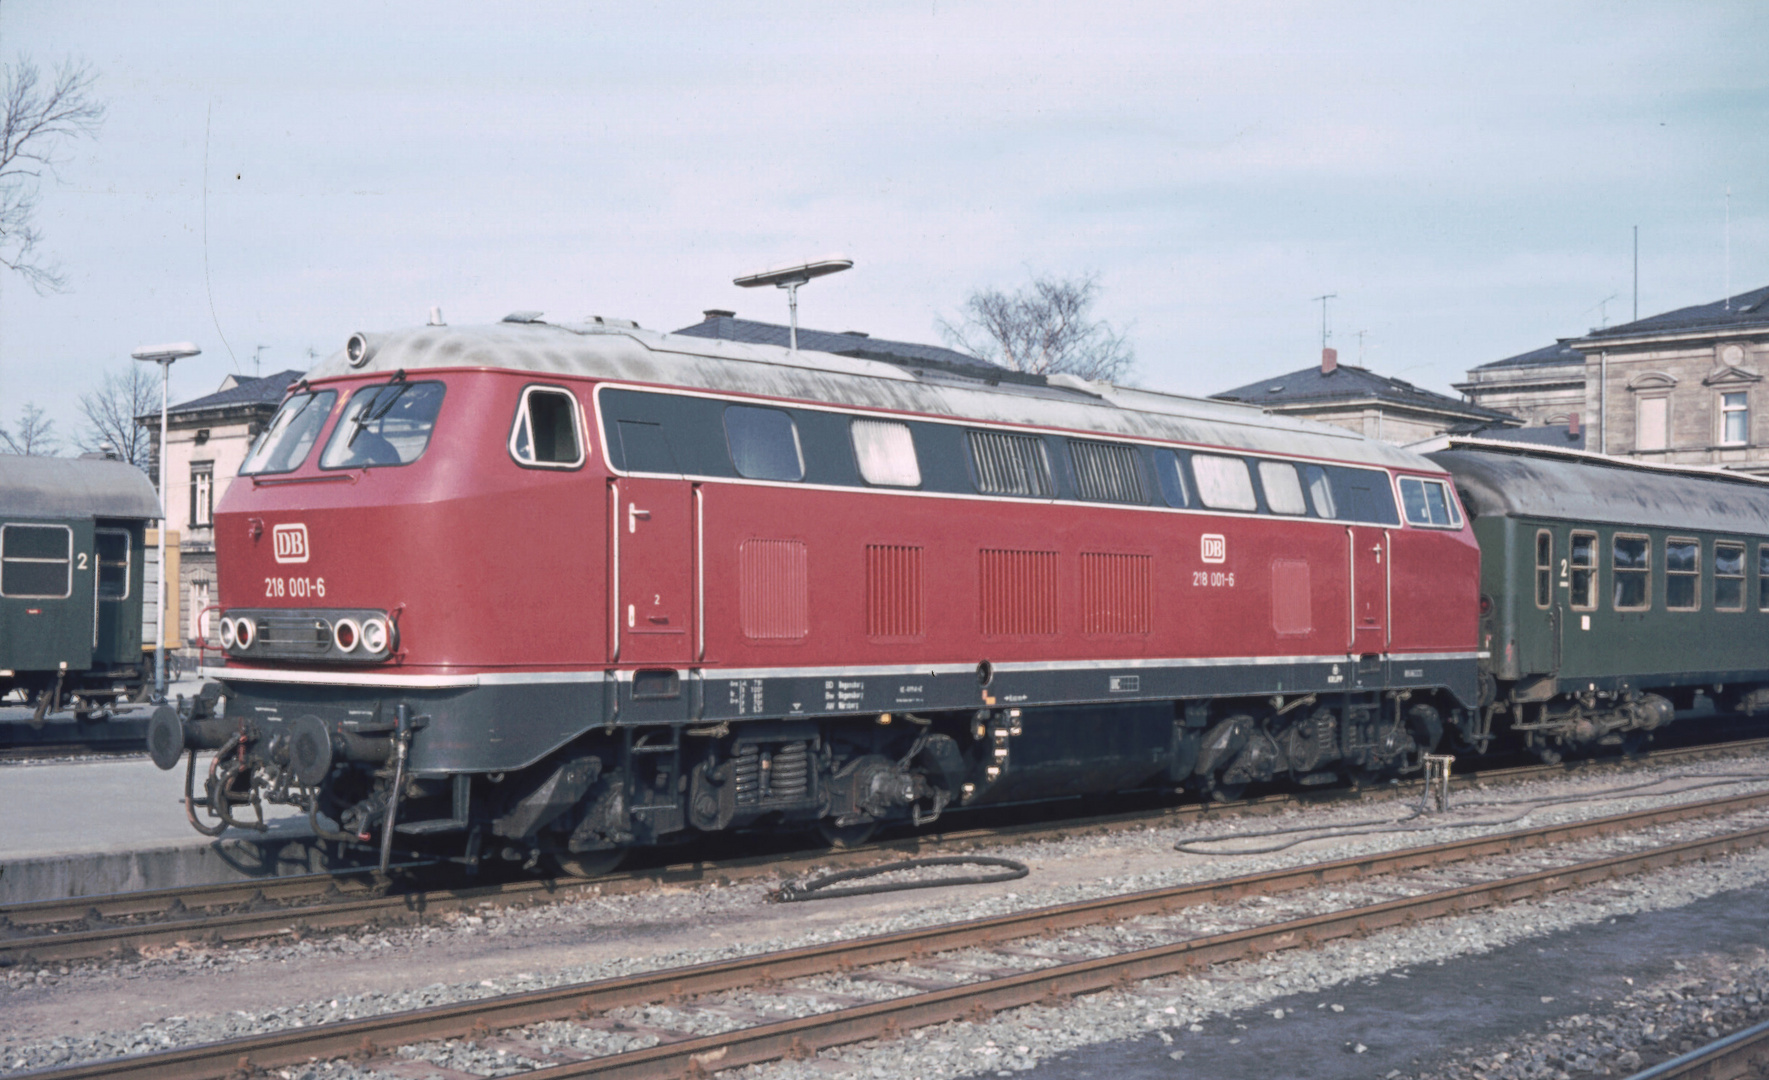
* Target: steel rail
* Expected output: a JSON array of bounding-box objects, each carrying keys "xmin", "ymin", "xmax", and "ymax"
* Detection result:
[
  {"xmin": 21, "ymin": 788, "xmax": 1769, "ymax": 1080},
  {"xmin": 1622, "ymin": 1015, "xmax": 1769, "ymax": 1079},
  {"xmin": 4, "ymin": 735, "xmax": 1768, "ymax": 966}
]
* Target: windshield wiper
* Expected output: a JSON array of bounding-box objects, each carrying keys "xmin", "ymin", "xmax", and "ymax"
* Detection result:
[{"xmin": 345, "ymin": 380, "xmax": 412, "ymax": 449}]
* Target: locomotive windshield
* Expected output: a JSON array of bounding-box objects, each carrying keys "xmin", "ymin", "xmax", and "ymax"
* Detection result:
[
  {"xmin": 321, "ymin": 381, "xmax": 446, "ymax": 469},
  {"xmin": 239, "ymin": 390, "xmax": 338, "ymax": 475}
]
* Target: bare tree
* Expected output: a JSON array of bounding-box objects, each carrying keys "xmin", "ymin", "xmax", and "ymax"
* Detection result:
[
  {"xmin": 77, "ymin": 364, "xmax": 155, "ymax": 469},
  {"xmin": 939, "ymin": 272, "xmax": 1135, "ymax": 383},
  {"xmin": 0, "ymin": 57, "xmax": 105, "ymax": 293},
  {"xmin": 0, "ymin": 400, "xmax": 58, "ymax": 454}
]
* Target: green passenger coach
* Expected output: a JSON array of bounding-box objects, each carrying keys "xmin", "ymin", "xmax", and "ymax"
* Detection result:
[
  {"xmin": 1428, "ymin": 440, "xmax": 1769, "ymax": 761},
  {"xmin": 0, "ymin": 453, "xmax": 161, "ymax": 722}
]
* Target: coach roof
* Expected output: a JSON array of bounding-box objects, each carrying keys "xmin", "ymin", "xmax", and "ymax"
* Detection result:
[
  {"xmin": 0, "ymin": 454, "xmax": 160, "ymax": 521},
  {"xmin": 303, "ymin": 320, "xmax": 1443, "ymax": 472}
]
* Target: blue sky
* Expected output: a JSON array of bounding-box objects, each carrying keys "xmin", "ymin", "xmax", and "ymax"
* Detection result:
[{"xmin": 3, "ymin": 1, "xmax": 1767, "ymax": 438}]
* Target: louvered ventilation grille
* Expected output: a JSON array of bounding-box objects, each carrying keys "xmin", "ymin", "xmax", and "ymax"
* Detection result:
[
  {"xmin": 740, "ymin": 539, "xmax": 808, "ymax": 640},
  {"xmin": 980, "ymin": 548, "xmax": 1058, "ymax": 636},
  {"xmin": 866, "ymin": 544, "xmax": 924, "ymax": 638},
  {"xmin": 1069, "ymin": 440, "xmax": 1146, "ymax": 503},
  {"xmin": 968, "ymin": 430, "xmax": 1054, "ymax": 497},
  {"xmin": 1080, "ymin": 552, "xmax": 1152, "ymax": 634}
]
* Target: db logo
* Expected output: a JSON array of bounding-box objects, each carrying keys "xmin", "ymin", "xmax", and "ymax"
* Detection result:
[
  {"xmin": 1200, "ymin": 533, "xmax": 1227, "ymax": 564},
  {"xmin": 272, "ymin": 523, "xmax": 310, "ymax": 564}
]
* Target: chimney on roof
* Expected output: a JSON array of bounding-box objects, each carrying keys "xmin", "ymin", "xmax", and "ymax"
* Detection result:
[
  {"xmin": 703, "ymin": 309, "xmax": 735, "ymax": 321},
  {"xmin": 1321, "ymin": 347, "xmax": 1338, "ymax": 375},
  {"xmin": 1567, "ymin": 413, "xmax": 1581, "ymax": 439}
]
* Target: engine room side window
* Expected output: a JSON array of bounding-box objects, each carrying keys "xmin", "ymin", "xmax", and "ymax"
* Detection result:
[
  {"xmin": 509, "ymin": 386, "xmax": 584, "ymax": 468},
  {"xmin": 1325, "ymin": 466, "xmax": 1399, "ymax": 525},
  {"xmin": 1153, "ymin": 449, "xmax": 1190, "ymax": 508},
  {"xmin": 968, "ymin": 430, "xmax": 1054, "ymax": 497},
  {"xmin": 0, "ymin": 523, "xmax": 71, "ymax": 599},
  {"xmin": 1190, "ymin": 454, "xmax": 1258, "ymax": 511},
  {"xmin": 1068, "ymin": 439, "xmax": 1146, "ymax": 503},
  {"xmin": 1569, "ymin": 530, "xmax": 1598, "ymax": 611},
  {"xmin": 724, "ymin": 404, "xmax": 804, "ymax": 482},
  {"xmin": 1303, "ymin": 465, "xmax": 1337, "ymax": 518},
  {"xmin": 1714, "ymin": 540, "xmax": 1745, "ymax": 612},
  {"xmin": 1257, "ymin": 461, "xmax": 1307, "ymax": 515},
  {"xmin": 1613, "ymin": 534, "xmax": 1650, "ymax": 611},
  {"xmin": 239, "ymin": 390, "xmax": 338, "ymax": 475},
  {"xmin": 1535, "ymin": 530, "xmax": 1553, "ymax": 608},
  {"xmin": 850, "ymin": 419, "xmax": 921, "ymax": 487},
  {"xmin": 1399, "ymin": 476, "xmax": 1460, "ymax": 528},
  {"xmin": 1665, "ymin": 537, "xmax": 1700, "ymax": 611},
  {"xmin": 320, "ymin": 381, "xmax": 446, "ymax": 470}
]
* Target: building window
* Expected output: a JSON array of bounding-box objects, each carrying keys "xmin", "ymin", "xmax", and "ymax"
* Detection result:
[
  {"xmin": 1569, "ymin": 530, "xmax": 1598, "ymax": 611},
  {"xmin": 189, "ymin": 462, "xmax": 214, "ymax": 527},
  {"xmin": 1715, "ymin": 541, "xmax": 1745, "ymax": 611},
  {"xmin": 1534, "ymin": 530, "xmax": 1553, "ymax": 609},
  {"xmin": 1613, "ymin": 534, "xmax": 1650, "ymax": 611},
  {"xmin": 1635, "ymin": 396, "xmax": 1668, "ymax": 451},
  {"xmin": 1722, "ymin": 392, "xmax": 1749, "ymax": 446},
  {"xmin": 1665, "ymin": 537, "xmax": 1699, "ymax": 611}
]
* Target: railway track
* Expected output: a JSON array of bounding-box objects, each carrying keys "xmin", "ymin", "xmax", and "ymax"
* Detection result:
[
  {"xmin": 1624, "ymin": 1015, "xmax": 1769, "ymax": 1079},
  {"xmin": 20, "ymin": 784, "xmax": 1769, "ymax": 1080},
  {"xmin": 5, "ymin": 734, "xmax": 1768, "ymax": 968}
]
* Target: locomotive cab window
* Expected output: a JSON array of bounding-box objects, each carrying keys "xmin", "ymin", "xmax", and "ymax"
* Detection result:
[
  {"xmin": 509, "ymin": 386, "xmax": 584, "ymax": 468},
  {"xmin": 0, "ymin": 523, "xmax": 72, "ymax": 599},
  {"xmin": 968, "ymin": 429, "xmax": 1054, "ymax": 497},
  {"xmin": 1153, "ymin": 449, "xmax": 1190, "ymax": 508},
  {"xmin": 1535, "ymin": 530, "xmax": 1553, "ymax": 608},
  {"xmin": 1191, "ymin": 454, "xmax": 1258, "ymax": 511},
  {"xmin": 1665, "ymin": 537, "xmax": 1700, "ymax": 611},
  {"xmin": 850, "ymin": 419, "xmax": 920, "ymax": 487},
  {"xmin": 724, "ymin": 404, "xmax": 804, "ymax": 481},
  {"xmin": 321, "ymin": 380, "xmax": 446, "ymax": 470},
  {"xmin": 239, "ymin": 389, "xmax": 338, "ymax": 475},
  {"xmin": 95, "ymin": 528, "xmax": 130, "ymax": 600},
  {"xmin": 1399, "ymin": 476, "xmax": 1460, "ymax": 528},
  {"xmin": 1715, "ymin": 540, "xmax": 1745, "ymax": 611},
  {"xmin": 1613, "ymin": 534, "xmax": 1651, "ymax": 611},
  {"xmin": 1258, "ymin": 461, "xmax": 1307, "ymax": 515},
  {"xmin": 1069, "ymin": 439, "xmax": 1146, "ymax": 503},
  {"xmin": 1303, "ymin": 465, "xmax": 1337, "ymax": 518},
  {"xmin": 1570, "ymin": 530, "xmax": 1598, "ymax": 611}
]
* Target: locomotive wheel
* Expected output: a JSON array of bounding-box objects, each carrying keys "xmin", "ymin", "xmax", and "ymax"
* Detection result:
[
  {"xmin": 1208, "ymin": 782, "xmax": 1247, "ymax": 803},
  {"xmin": 818, "ymin": 820, "xmax": 879, "ymax": 848},
  {"xmin": 547, "ymin": 849, "xmax": 626, "ymax": 880}
]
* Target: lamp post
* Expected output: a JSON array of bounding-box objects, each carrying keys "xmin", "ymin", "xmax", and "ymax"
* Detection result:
[
  {"xmin": 131, "ymin": 341, "xmax": 201, "ymax": 703},
  {"xmin": 734, "ymin": 257, "xmax": 853, "ymax": 351}
]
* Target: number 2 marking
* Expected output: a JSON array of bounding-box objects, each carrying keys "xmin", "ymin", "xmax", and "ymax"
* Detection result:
[{"xmin": 76, "ymin": 553, "xmax": 88, "ymax": 570}]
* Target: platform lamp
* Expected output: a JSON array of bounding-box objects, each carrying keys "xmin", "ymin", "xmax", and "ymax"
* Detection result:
[
  {"xmin": 132, "ymin": 341, "xmax": 201, "ymax": 704},
  {"xmin": 733, "ymin": 257, "xmax": 853, "ymax": 351}
]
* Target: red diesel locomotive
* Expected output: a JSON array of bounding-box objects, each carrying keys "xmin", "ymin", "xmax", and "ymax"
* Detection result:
[{"xmin": 149, "ymin": 317, "xmax": 1481, "ymax": 874}]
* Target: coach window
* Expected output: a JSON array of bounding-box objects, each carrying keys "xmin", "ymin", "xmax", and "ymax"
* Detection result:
[
  {"xmin": 1069, "ymin": 439, "xmax": 1146, "ymax": 503},
  {"xmin": 0, "ymin": 524, "xmax": 71, "ymax": 599},
  {"xmin": 1715, "ymin": 541, "xmax": 1746, "ymax": 611},
  {"xmin": 968, "ymin": 429, "xmax": 1054, "ymax": 497},
  {"xmin": 1570, "ymin": 530, "xmax": 1598, "ymax": 610},
  {"xmin": 1613, "ymin": 534, "xmax": 1650, "ymax": 611},
  {"xmin": 1302, "ymin": 465, "xmax": 1337, "ymax": 518},
  {"xmin": 94, "ymin": 529, "xmax": 131, "ymax": 600},
  {"xmin": 725, "ymin": 404, "xmax": 804, "ymax": 481},
  {"xmin": 239, "ymin": 389, "xmax": 338, "ymax": 475},
  {"xmin": 1760, "ymin": 545, "xmax": 1769, "ymax": 611},
  {"xmin": 1399, "ymin": 476, "xmax": 1460, "ymax": 528},
  {"xmin": 321, "ymin": 381, "xmax": 447, "ymax": 470},
  {"xmin": 1534, "ymin": 530, "xmax": 1553, "ymax": 609},
  {"xmin": 1666, "ymin": 538, "xmax": 1700, "ymax": 611},
  {"xmin": 509, "ymin": 386, "xmax": 584, "ymax": 468},
  {"xmin": 1257, "ymin": 461, "xmax": 1307, "ymax": 515},
  {"xmin": 1191, "ymin": 454, "xmax": 1258, "ymax": 511},
  {"xmin": 850, "ymin": 419, "xmax": 921, "ymax": 487},
  {"xmin": 1153, "ymin": 449, "xmax": 1190, "ymax": 508}
]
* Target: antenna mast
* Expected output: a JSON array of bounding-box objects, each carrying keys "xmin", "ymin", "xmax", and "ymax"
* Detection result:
[{"xmin": 1312, "ymin": 293, "xmax": 1337, "ymax": 352}]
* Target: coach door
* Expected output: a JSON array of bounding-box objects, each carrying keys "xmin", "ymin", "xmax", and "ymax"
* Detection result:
[
  {"xmin": 610, "ymin": 477, "xmax": 695, "ymax": 667},
  {"xmin": 1347, "ymin": 525, "xmax": 1389, "ymax": 680}
]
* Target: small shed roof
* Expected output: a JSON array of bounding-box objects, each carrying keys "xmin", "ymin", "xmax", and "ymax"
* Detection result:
[
  {"xmin": 1213, "ymin": 363, "xmax": 1519, "ymax": 425},
  {"xmin": 1467, "ymin": 339, "xmax": 1585, "ymax": 372},
  {"xmin": 0, "ymin": 454, "xmax": 160, "ymax": 521}
]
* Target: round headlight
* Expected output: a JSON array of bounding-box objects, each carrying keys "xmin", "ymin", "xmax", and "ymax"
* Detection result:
[
  {"xmin": 332, "ymin": 618, "xmax": 361, "ymax": 653},
  {"xmin": 219, "ymin": 617, "xmax": 237, "ymax": 649},
  {"xmin": 235, "ymin": 616, "xmax": 256, "ymax": 650},
  {"xmin": 360, "ymin": 617, "xmax": 389, "ymax": 654}
]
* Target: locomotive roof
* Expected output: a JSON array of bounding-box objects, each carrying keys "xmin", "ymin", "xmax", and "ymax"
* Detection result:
[
  {"xmin": 303, "ymin": 321, "xmax": 1444, "ymax": 472},
  {"xmin": 0, "ymin": 454, "xmax": 160, "ymax": 522},
  {"xmin": 1424, "ymin": 438, "xmax": 1769, "ymax": 533}
]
